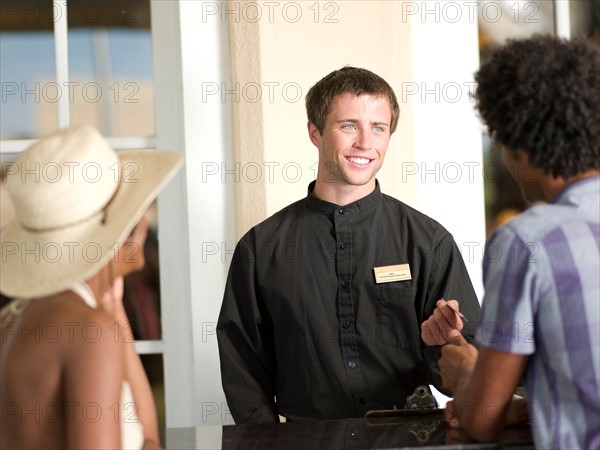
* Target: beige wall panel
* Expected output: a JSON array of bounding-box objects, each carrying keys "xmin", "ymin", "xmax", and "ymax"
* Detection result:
[{"xmin": 229, "ymin": 1, "xmax": 417, "ymax": 237}]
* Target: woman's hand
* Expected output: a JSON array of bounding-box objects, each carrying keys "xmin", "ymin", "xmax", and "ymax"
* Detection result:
[
  {"xmin": 98, "ymin": 276, "xmax": 123, "ymax": 316},
  {"xmin": 99, "ymin": 276, "xmax": 131, "ymax": 333}
]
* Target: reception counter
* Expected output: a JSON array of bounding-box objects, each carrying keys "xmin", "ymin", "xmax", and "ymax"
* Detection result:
[{"xmin": 165, "ymin": 410, "xmax": 534, "ymax": 449}]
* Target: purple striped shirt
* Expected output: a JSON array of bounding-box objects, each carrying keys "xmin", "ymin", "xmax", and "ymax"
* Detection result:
[{"xmin": 476, "ymin": 176, "xmax": 600, "ymax": 449}]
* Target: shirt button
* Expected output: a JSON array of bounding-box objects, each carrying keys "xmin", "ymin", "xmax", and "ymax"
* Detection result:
[
  {"xmin": 339, "ymin": 208, "xmax": 346, "ymax": 215},
  {"xmin": 342, "ymin": 281, "xmax": 349, "ymax": 289},
  {"xmin": 359, "ymin": 397, "xmax": 367, "ymax": 405},
  {"xmin": 342, "ymin": 321, "xmax": 352, "ymax": 329},
  {"xmin": 348, "ymin": 360, "xmax": 356, "ymax": 368},
  {"xmin": 340, "ymin": 242, "xmax": 350, "ymax": 249}
]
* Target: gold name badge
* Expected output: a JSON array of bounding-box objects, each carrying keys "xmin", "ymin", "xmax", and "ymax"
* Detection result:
[{"xmin": 373, "ymin": 264, "xmax": 412, "ymax": 284}]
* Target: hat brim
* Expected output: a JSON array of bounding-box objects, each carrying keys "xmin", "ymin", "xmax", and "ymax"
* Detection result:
[{"xmin": 0, "ymin": 150, "xmax": 183, "ymax": 299}]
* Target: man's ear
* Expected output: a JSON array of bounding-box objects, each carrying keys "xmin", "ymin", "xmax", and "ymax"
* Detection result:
[{"xmin": 307, "ymin": 121, "xmax": 321, "ymax": 148}]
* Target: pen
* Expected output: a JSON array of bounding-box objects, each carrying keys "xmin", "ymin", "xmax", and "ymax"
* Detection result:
[{"xmin": 441, "ymin": 298, "xmax": 468, "ymax": 322}]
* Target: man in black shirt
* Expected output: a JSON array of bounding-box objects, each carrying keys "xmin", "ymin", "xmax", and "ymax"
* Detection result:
[{"xmin": 217, "ymin": 67, "xmax": 481, "ymax": 424}]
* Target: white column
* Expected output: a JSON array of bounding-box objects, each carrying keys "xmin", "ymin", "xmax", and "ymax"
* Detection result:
[
  {"xmin": 554, "ymin": 0, "xmax": 571, "ymax": 38},
  {"xmin": 151, "ymin": 0, "xmax": 235, "ymax": 427},
  {"xmin": 53, "ymin": 0, "xmax": 69, "ymax": 129},
  {"xmin": 405, "ymin": 0, "xmax": 486, "ymax": 300}
]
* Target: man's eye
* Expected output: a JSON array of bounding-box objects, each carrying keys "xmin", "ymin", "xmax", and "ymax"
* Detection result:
[
  {"xmin": 342, "ymin": 124, "xmax": 356, "ymax": 130},
  {"xmin": 374, "ymin": 126, "xmax": 384, "ymax": 132}
]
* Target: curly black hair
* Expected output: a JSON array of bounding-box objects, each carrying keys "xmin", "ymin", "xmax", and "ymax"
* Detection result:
[{"xmin": 475, "ymin": 35, "xmax": 600, "ymax": 179}]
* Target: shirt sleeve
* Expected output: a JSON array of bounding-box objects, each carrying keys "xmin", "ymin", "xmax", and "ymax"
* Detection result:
[
  {"xmin": 475, "ymin": 226, "xmax": 537, "ymax": 355},
  {"xmin": 422, "ymin": 233, "xmax": 482, "ymax": 393},
  {"xmin": 217, "ymin": 238, "xmax": 279, "ymax": 424}
]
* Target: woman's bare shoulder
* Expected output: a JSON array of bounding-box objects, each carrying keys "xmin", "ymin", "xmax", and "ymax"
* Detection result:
[
  {"xmin": 36, "ymin": 291, "xmax": 116, "ymax": 328},
  {"xmin": 3, "ymin": 292, "xmax": 123, "ymax": 361}
]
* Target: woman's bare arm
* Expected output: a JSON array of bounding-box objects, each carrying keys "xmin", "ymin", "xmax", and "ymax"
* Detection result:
[
  {"xmin": 105, "ymin": 277, "xmax": 161, "ymax": 448},
  {"xmin": 64, "ymin": 307, "xmax": 124, "ymax": 449}
]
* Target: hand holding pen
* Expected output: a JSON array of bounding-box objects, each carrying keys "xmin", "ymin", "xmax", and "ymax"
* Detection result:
[{"xmin": 420, "ymin": 298, "xmax": 467, "ymax": 346}]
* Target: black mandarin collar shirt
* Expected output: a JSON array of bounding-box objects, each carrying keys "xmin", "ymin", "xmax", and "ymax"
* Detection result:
[{"xmin": 217, "ymin": 181, "xmax": 481, "ymax": 424}]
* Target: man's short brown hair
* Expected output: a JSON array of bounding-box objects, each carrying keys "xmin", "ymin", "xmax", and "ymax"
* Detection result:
[{"xmin": 305, "ymin": 66, "xmax": 400, "ymax": 135}]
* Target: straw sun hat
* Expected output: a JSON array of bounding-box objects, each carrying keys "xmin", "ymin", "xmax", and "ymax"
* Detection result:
[{"xmin": 0, "ymin": 125, "xmax": 182, "ymax": 299}]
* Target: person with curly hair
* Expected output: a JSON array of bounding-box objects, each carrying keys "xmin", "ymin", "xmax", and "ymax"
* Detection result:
[{"xmin": 421, "ymin": 35, "xmax": 599, "ymax": 448}]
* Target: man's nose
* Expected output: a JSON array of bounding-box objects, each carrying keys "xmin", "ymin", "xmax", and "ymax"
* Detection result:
[{"xmin": 353, "ymin": 130, "xmax": 371, "ymax": 150}]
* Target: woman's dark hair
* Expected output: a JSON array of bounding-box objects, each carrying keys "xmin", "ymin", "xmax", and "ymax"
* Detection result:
[{"xmin": 475, "ymin": 35, "xmax": 600, "ymax": 178}]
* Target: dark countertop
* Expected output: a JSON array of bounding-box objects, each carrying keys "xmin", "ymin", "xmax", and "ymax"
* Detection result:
[{"xmin": 165, "ymin": 410, "xmax": 534, "ymax": 449}]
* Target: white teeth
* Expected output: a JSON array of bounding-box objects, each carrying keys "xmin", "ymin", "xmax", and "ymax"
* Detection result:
[{"xmin": 348, "ymin": 157, "xmax": 370, "ymax": 165}]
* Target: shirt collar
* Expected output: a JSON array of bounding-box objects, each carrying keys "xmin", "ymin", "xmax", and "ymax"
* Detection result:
[
  {"xmin": 305, "ymin": 180, "xmax": 382, "ymax": 215},
  {"xmin": 552, "ymin": 175, "xmax": 600, "ymax": 206}
]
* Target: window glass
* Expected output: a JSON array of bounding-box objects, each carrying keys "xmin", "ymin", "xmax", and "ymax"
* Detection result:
[{"xmin": 0, "ymin": 30, "xmax": 56, "ymax": 139}]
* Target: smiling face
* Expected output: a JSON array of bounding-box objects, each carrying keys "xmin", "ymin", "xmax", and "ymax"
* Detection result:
[{"xmin": 309, "ymin": 93, "xmax": 392, "ymax": 204}]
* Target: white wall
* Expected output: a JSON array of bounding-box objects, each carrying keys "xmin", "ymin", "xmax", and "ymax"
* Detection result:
[{"xmin": 406, "ymin": 2, "xmax": 486, "ymax": 299}]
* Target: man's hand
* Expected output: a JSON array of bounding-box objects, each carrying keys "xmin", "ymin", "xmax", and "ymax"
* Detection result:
[
  {"xmin": 444, "ymin": 400, "xmax": 461, "ymax": 429},
  {"xmin": 439, "ymin": 333, "xmax": 478, "ymax": 394},
  {"xmin": 421, "ymin": 299, "xmax": 464, "ymax": 346},
  {"xmin": 445, "ymin": 395, "xmax": 529, "ymax": 431}
]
